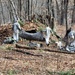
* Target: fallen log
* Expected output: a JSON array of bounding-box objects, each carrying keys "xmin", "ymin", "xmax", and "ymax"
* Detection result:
[
  {"xmin": 19, "ymin": 30, "xmax": 45, "ymax": 41},
  {"xmin": 16, "ymin": 43, "xmax": 36, "ymax": 49},
  {"xmin": 12, "ymin": 48, "xmax": 43, "ymax": 57},
  {"xmin": 15, "ymin": 44, "xmax": 75, "ymax": 54},
  {"xmin": 44, "ymin": 48, "xmax": 75, "ymax": 54}
]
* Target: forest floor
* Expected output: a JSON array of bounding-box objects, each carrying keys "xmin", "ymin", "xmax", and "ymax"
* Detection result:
[{"xmin": 0, "ymin": 22, "xmax": 75, "ymax": 75}]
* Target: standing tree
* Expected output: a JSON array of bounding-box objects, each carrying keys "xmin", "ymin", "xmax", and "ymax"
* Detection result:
[
  {"xmin": 9, "ymin": 0, "xmax": 19, "ymax": 20},
  {"xmin": 71, "ymin": 0, "xmax": 75, "ymax": 24},
  {"xmin": 64, "ymin": 0, "xmax": 69, "ymax": 45},
  {"xmin": 18, "ymin": 0, "xmax": 22, "ymax": 19},
  {"xmin": 0, "ymin": 0, "xmax": 5, "ymax": 23}
]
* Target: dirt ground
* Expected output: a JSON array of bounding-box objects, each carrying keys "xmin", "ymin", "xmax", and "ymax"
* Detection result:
[{"xmin": 0, "ymin": 23, "xmax": 75, "ymax": 75}]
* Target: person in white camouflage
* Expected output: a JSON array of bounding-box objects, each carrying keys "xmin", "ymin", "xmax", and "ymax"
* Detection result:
[{"xmin": 12, "ymin": 19, "xmax": 21, "ymax": 43}]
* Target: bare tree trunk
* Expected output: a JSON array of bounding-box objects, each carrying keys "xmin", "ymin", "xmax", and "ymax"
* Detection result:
[
  {"xmin": 46, "ymin": 0, "xmax": 51, "ymax": 26},
  {"xmin": 0, "ymin": 15, "xmax": 2, "ymax": 25},
  {"xmin": 0, "ymin": 0, "xmax": 75, "ymax": 26},
  {"xmin": 9, "ymin": 0, "xmax": 19, "ymax": 20},
  {"xmin": 46, "ymin": 0, "xmax": 54, "ymax": 29},
  {"xmin": 7, "ymin": 0, "xmax": 13, "ymax": 22},
  {"xmin": 71, "ymin": 0, "xmax": 75, "ymax": 24},
  {"xmin": 60, "ymin": 0, "xmax": 64, "ymax": 25},
  {"xmin": 3, "ymin": 1, "xmax": 13, "ymax": 23},
  {"xmin": 26, "ymin": 0, "xmax": 30, "ymax": 21},
  {"xmin": 50, "ymin": 0, "xmax": 54, "ymax": 30},
  {"xmin": 53, "ymin": 0, "xmax": 58, "ymax": 21},
  {"xmin": 29, "ymin": 0, "xmax": 33, "ymax": 21},
  {"xmin": 25, "ymin": 0, "xmax": 29, "ymax": 21},
  {"xmin": 64, "ymin": 0, "xmax": 69, "ymax": 26},
  {"xmin": 64, "ymin": 0, "xmax": 69, "ymax": 45},
  {"xmin": 0, "ymin": 0, "xmax": 5, "ymax": 23},
  {"xmin": 23, "ymin": 0, "xmax": 26, "ymax": 22},
  {"xmin": 18, "ymin": 0, "xmax": 21, "ymax": 19}
]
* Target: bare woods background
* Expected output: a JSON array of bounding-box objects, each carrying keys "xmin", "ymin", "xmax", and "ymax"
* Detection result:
[{"xmin": 0, "ymin": 0, "xmax": 75, "ymax": 26}]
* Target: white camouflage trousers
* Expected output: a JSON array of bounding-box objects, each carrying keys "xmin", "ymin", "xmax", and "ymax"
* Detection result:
[{"xmin": 13, "ymin": 32, "xmax": 19, "ymax": 42}]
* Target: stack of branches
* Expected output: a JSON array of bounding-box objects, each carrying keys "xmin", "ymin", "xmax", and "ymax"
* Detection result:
[
  {"xmin": 22, "ymin": 21, "xmax": 46, "ymax": 32},
  {"xmin": 0, "ymin": 24, "xmax": 13, "ymax": 44}
]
